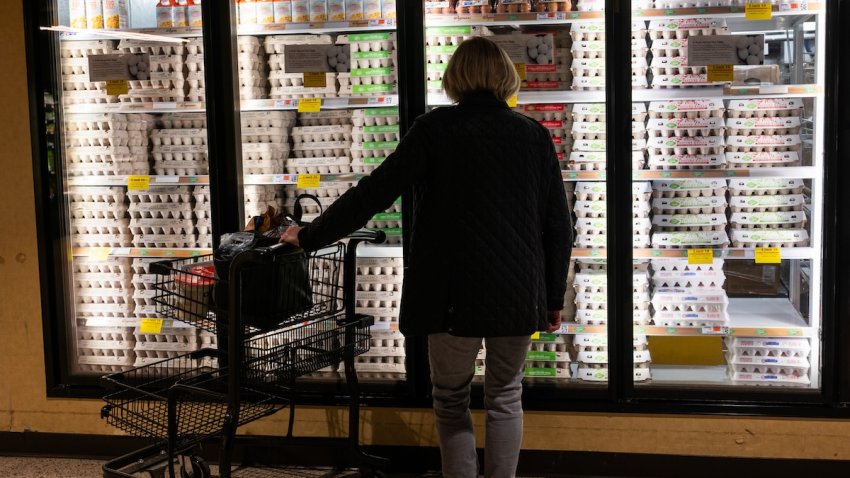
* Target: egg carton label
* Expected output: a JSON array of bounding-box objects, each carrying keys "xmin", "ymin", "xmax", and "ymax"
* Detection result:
[
  {"xmin": 523, "ymin": 104, "xmax": 567, "ymax": 112},
  {"xmin": 426, "ymin": 26, "xmax": 473, "ymax": 35},
  {"xmin": 649, "ymin": 18, "xmax": 727, "ymax": 31},
  {"xmin": 649, "ymin": 99, "xmax": 724, "ymax": 113},
  {"xmin": 653, "ymin": 310, "xmax": 728, "ymax": 322},
  {"xmin": 351, "ymin": 67, "xmax": 394, "ymax": 77},
  {"xmin": 727, "ymin": 135, "xmax": 801, "ymax": 147},
  {"xmin": 726, "ymin": 152, "xmax": 799, "ymax": 165},
  {"xmin": 648, "ymin": 154, "xmax": 726, "ymax": 168},
  {"xmin": 728, "ymin": 98, "xmax": 804, "ymax": 112},
  {"xmin": 653, "ymin": 196, "xmax": 727, "ymax": 209},
  {"xmin": 730, "ymin": 229, "xmax": 809, "ymax": 243},
  {"xmin": 361, "ymin": 141, "xmax": 400, "ymax": 150},
  {"xmin": 653, "ymin": 269, "xmax": 725, "ymax": 280},
  {"xmin": 653, "ymin": 179, "xmax": 727, "ymax": 191},
  {"xmin": 727, "ymin": 337, "xmax": 810, "ymax": 350},
  {"xmin": 651, "ymin": 56, "xmax": 694, "ymax": 68},
  {"xmin": 730, "ymin": 194, "xmax": 804, "ymax": 208},
  {"xmin": 652, "ymin": 38, "xmax": 688, "ymax": 50},
  {"xmin": 727, "ymin": 354, "xmax": 810, "ymax": 368},
  {"xmin": 649, "ymin": 136, "xmax": 724, "ymax": 148},
  {"xmin": 352, "ymin": 50, "xmax": 392, "ymax": 60},
  {"xmin": 729, "ymin": 178, "xmax": 803, "ymax": 191},
  {"xmin": 426, "ymin": 45, "xmax": 458, "ymax": 55},
  {"xmin": 652, "ymin": 231, "xmax": 730, "ymax": 246},
  {"xmin": 348, "ymin": 32, "xmax": 394, "ymax": 42},
  {"xmin": 728, "ymin": 117, "xmax": 801, "ymax": 129},
  {"xmin": 652, "ymin": 288, "xmax": 729, "ymax": 304},
  {"xmin": 653, "ymin": 213, "xmax": 728, "ymax": 227},
  {"xmin": 687, "ymin": 35, "xmax": 765, "ymax": 67},
  {"xmin": 647, "ymin": 118, "xmax": 725, "ymax": 130},
  {"xmin": 572, "ymin": 104, "xmax": 606, "ymax": 115},
  {"xmin": 351, "ymin": 84, "xmax": 396, "ymax": 94},
  {"xmin": 731, "ymin": 211, "xmax": 806, "ymax": 226}
]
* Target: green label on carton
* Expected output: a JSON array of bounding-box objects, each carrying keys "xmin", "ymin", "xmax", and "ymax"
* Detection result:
[
  {"xmin": 527, "ymin": 351, "xmax": 558, "ymax": 361},
  {"xmin": 426, "ymin": 26, "xmax": 472, "ymax": 35},
  {"xmin": 348, "ymin": 32, "xmax": 391, "ymax": 42},
  {"xmin": 362, "ymin": 157, "xmax": 386, "ymax": 165},
  {"xmin": 364, "ymin": 107, "xmax": 399, "ymax": 116},
  {"xmin": 363, "ymin": 141, "xmax": 400, "ymax": 150},
  {"xmin": 353, "ymin": 50, "xmax": 392, "ymax": 60},
  {"xmin": 373, "ymin": 212, "xmax": 402, "ymax": 221},
  {"xmin": 352, "ymin": 84, "xmax": 395, "ymax": 94},
  {"xmin": 363, "ymin": 125, "xmax": 400, "ymax": 133},
  {"xmin": 351, "ymin": 67, "xmax": 394, "ymax": 77},
  {"xmin": 525, "ymin": 367, "xmax": 557, "ymax": 378}
]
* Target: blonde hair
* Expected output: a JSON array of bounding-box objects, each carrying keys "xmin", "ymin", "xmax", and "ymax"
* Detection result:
[{"xmin": 442, "ymin": 37, "xmax": 521, "ymax": 103}]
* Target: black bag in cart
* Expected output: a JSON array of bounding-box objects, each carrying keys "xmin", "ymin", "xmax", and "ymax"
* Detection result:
[{"xmin": 213, "ymin": 232, "xmax": 313, "ymax": 332}]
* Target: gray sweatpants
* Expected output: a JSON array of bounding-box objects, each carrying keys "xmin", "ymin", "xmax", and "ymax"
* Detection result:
[{"xmin": 428, "ymin": 333, "xmax": 532, "ymax": 478}]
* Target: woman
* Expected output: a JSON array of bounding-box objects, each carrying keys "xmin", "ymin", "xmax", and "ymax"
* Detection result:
[{"xmin": 281, "ymin": 37, "xmax": 571, "ymax": 478}]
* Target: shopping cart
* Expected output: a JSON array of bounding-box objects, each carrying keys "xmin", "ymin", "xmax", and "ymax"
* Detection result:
[{"xmin": 100, "ymin": 229, "xmax": 389, "ymax": 478}]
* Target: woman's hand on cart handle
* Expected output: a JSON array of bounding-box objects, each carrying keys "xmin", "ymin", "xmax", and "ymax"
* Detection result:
[
  {"xmin": 279, "ymin": 226, "xmax": 303, "ymax": 247},
  {"xmin": 546, "ymin": 310, "xmax": 562, "ymax": 333}
]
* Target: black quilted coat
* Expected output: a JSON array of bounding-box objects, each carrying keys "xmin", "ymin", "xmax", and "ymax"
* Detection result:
[{"xmin": 298, "ymin": 91, "xmax": 572, "ymax": 337}]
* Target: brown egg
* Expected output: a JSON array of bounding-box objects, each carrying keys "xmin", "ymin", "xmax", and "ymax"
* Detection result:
[
  {"xmin": 496, "ymin": 4, "xmax": 506, "ymax": 13},
  {"xmin": 536, "ymin": 2, "xmax": 546, "ymax": 11},
  {"xmin": 481, "ymin": 4, "xmax": 491, "ymax": 13}
]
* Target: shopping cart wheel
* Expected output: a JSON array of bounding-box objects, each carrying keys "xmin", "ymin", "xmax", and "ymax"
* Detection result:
[{"xmin": 179, "ymin": 456, "xmax": 211, "ymax": 478}]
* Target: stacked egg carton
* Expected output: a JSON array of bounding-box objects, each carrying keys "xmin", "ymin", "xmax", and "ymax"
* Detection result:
[
  {"xmin": 69, "ymin": 187, "xmax": 131, "ymax": 249},
  {"xmin": 424, "ymin": 26, "xmax": 491, "ymax": 94},
  {"xmin": 75, "ymin": 320, "xmax": 136, "ymax": 373},
  {"xmin": 242, "ymin": 111, "xmax": 294, "ymax": 175},
  {"xmin": 117, "ymin": 40, "xmax": 187, "ymax": 103},
  {"xmin": 133, "ymin": 323, "xmax": 201, "ymax": 367},
  {"xmin": 353, "ymin": 257, "xmax": 406, "ymax": 380},
  {"xmin": 265, "ymin": 35, "xmax": 338, "ymax": 99},
  {"xmin": 574, "ymin": 334, "xmax": 653, "ymax": 383},
  {"xmin": 569, "ymin": 103, "xmax": 647, "ymax": 172},
  {"xmin": 128, "ymin": 186, "xmax": 196, "ymax": 249},
  {"xmin": 726, "ymin": 99, "xmax": 804, "ymax": 169},
  {"xmin": 152, "ymin": 113, "xmax": 208, "ymax": 175},
  {"xmin": 648, "ymin": 18, "xmax": 728, "ymax": 89},
  {"xmin": 645, "ymin": 99, "xmax": 726, "ymax": 171},
  {"xmin": 131, "ymin": 258, "xmax": 160, "ymax": 319},
  {"xmin": 337, "ymin": 33, "xmax": 397, "ymax": 97},
  {"xmin": 185, "ymin": 39, "xmax": 206, "ymax": 102},
  {"xmin": 193, "ymin": 186, "xmax": 212, "ymax": 248},
  {"xmin": 474, "ymin": 334, "xmax": 571, "ymax": 381},
  {"xmin": 650, "ymin": 259, "xmax": 729, "ymax": 328},
  {"xmin": 351, "ymin": 108, "xmax": 400, "ymax": 174},
  {"xmin": 244, "ymin": 185, "xmax": 285, "ymax": 225},
  {"xmin": 515, "ymin": 104, "xmax": 572, "ymax": 170},
  {"xmin": 570, "ymin": 22, "xmax": 648, "ymax": 91},
  {"xmin": 237, "ymin": 36, "xmax": 269, "ymax": 101},
  {"xmin": 60, "ymin": 40, "xmax": 117, "ymax": 105},
  {"xmin": 726, "ymin": 336, "xmax": 811, "ymax": 387},
  {"xmin": 64, "ymin": 113, "xmax": 150, "ymax": 178},
  {"xmin": 728, "ymin": 178, "xmax": 809, "ymax": 248},
  {"xmin": 650, "ymin": 179, "xmax": 730, "ymax": 250},
  {"xmin": 573, "ymin": 182, "xmax": 652, "ymax": 249}
]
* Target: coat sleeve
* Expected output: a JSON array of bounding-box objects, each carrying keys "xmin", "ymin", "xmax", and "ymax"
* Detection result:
[
  {"xmin": 542, "ymin": 138, "xmax": 572, "ymax": 311},
  {"xmin": 297, "ymin": 120, "xmax": 430, "ymax": 251}
]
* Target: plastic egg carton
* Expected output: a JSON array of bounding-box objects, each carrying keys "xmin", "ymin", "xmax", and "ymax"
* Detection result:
[
  {"xmin": 648, "ymin": 19, "xmax": 728, "ymax": 40},
  {"xmin": 727, "ymin": 336, "xmax": 810, "ymax": 356},
  {"xmin": 575, "ymin": 346, "xmax": 652, "ymax": 365},
  {"xmin": 129, "ymin": 218, "xmax": 195, "ymax": 236},
  {"xmin": 726, "ymin": 99, "xmax": 804, "ymax": 118},
  {"xmin": 729, "ymin": 228, "xmax": 809, "ymax": 247},
  {"xmin": 129, "ymin": 202, "xmax": 194, "ymax": 220},
  {"xmin": 651, "ymin": 231, "xmax": 730, "ymax": 248},
  {"xmin": 574, "ymin": 181, "xmax": 653, "ymax": 202},
  {"xmin": 151, "ymin": 145, "xmax": 208, "ymax": 162},
  {"xmin": 726, "ymin": 135, "xmax": 801, "ymax": 153},
  {"xmin": 728, "ymin": 178, "xmax": 804, "ymax": 196},
  {"xmin": 647, "ymin": 136, "xmax": 725, "ymax": 155},
  {"xmin": 71, "ymin": 219, "xmax": 129, "ymax": 236},
  {"xmin": 60, "ymin": 40, "xmax": 117, "ymax": 59},
  {"xmin": 729, "ymin": 361, "xmax": 810, "ymax": 378},
  {"xmin": 730, "ymin": 211, "xmax": 807, "ymax": 229},
  {"xmin": 576, "ymin": 364, "xmax": 652, "ymax": 382},
  {"xmin": 729, "ymin": 193, "xmax": 805, "ymax": 213},
  {"xmin": 651, "ymin": 74, "xmax": 714, "ymax": 89},
  {"xmin": 573, "ymin": 270, "xmax": 650, "ymax": 294},
  {"xmin": 652, "ymin": 179, "xmax": 727, "ymax": 198},
  {"xmin": 652, "ymin": 308, "xmax": 729, "ymax": 327},
  {"xmin": 726, "ymin": 117, "xmax": 801, "ymax": 136},
  {"xmin": 647, "ymin": 117, "xmax": 725, "ymax": 138},
  {"xmin": 186, "ymin": 54, "xmax": 205, "ymax": 73},
  {"xmin": 651, "ymin": 196, "xmax": 727, "ymax": 215},
  {"xmin": 574, "ymin": 233, "xmax": 651, "ymax": 249},
  {"xmin": 652, "ymin": 213, "xmax": 728, "ymax": 232},
  {"xmin": 647, "ymin": 153, "xmax": 727, "ymax": 170},
  {"xmin": 648, "ymin": 100, "xmax": 725, "ymax": 119},
  {"xmin": 651, "ymin": 269, "xmax": 726, "ymax": 289},
  {"xmin": 515, "ymin": 104, "xmax": 572, "ymax": 122},
  {"xmin": 574, "ymin": 217, "xmax": 653, "ymax": 236},
  {"xmin": 652, "ymin": 258, "xmax": 724, "ymax": 273},
  {"xmin": 571, "ymin": 74, "xmax": 649, "ymax": 91}
]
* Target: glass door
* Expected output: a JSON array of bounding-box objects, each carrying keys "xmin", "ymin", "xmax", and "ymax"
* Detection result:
[
  {"xmin": 232, "ymin": 0, "xmax": 409, "ymax": 393},
  {"xmin": 45, "ymin": 0, "xmax": 217, "ymax": 378},
  {"xmin": 631, "ymin": 1, "xmax": 827, "ymax": 391}
]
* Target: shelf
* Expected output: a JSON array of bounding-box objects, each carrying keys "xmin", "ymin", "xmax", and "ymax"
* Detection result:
[
  {"xmin": 560, "ymin": 298, "xmax": 812, "ymax": 338},
  {"xmin": 424, "ymin": 4, "xmax": 822, "ymax": 27},
  {"xmin": 83, "ymin": 317, "xmax": 195, "ymax": 329},
  {"xmin": 571, "ymin": 247, "xmax": 815, "ymax": 260},
  {"xmin": 567, "ymin": 167, "xmax": 820, "ymax": 181},
  {"xmin": 642, "ymin": 365, "xmax": 729, "ymax": 385},
  {"xmin": 55, "ymin": 26, "xmax": 202, "ymax": 41},
  {"xmin": 67, "ymin": 175, "xmax": 208, "ymax": 187},
  {"xmin": 241, "ymin": 96, "xmax": 398, "ymax": 111},
  {"xmin": 73, "ymin": 247, "xmax": 211, "ymax": 259},
  {"xmin": 64, "ymin": 102, "xmax": 205, "ymax": 114},
  {"xmin": 237, "ymin": 19, "xmax": 396, "ymax": 35},
  {"xmin": 428, "ymin": 91, "xmax": 604, "ymax": 107},
  {"xmin": 633, "ymin": 85, "xmax": 821, "ymax": 102}
]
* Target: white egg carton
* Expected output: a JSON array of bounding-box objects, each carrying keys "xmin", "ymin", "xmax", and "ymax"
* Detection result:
[
  {"xmin": 652, "ymin": 270, "xmax": 726, "ymax": 289},
  {"xmin": 350, "ymin": 109, "xmax": 399, "ymax": 127},
  {"xmin": 241, "ymin": 126, "xmax": 289, "ymax": 144},
  {"xmin": 349, "ymin": 158, "xmax": 383, "ymax": 174},
  {"xmin": 129, "ymin": 203, "xmax": 193, "ymax": 220},
  {"xmin": 575, "ymin": 233, "xmax": 652, "ymax": 249},
  {"xmin": 652, "ymin": 196, "xmax": 728, "ymax": 214},
  {"xmin": 237, "ymin": 36, "xmax": 262, "ymax": 55},
  {"xmin": 574, "ymin": 217, "xmax": 653, "ymax": 236},
  {"xmin": 268, "ymin": 71, "xmax": 336, "ymax": 89},
  {"xmin": 647, "ymin": 117, "xmax": 725, "ymax": 138},
  {"xmin": 357, "ymin": 279, "xmax": 402, "ymax": 293},
  {"xmin": 152, "ymin": 159, "xmax": 209, "ymax": 175},
  {"xmin": 652, "ymin": 74, "xmax": 716, "ymax": 89},
  {"xmin": 291, "ymin": 140, "xmax": 351, "ymax": 158},
  {"xmin": 243, "ymin": 143, "xmax": 290, "ymax": 162},
  {"xmin": 574, "ymin": 270, "xmax": 651, "ymax": 293},
  {"xmin": 129, "ymin": 218, "xmax": 195, "ymax": 235},
  {"xmin": 61, "ymin": 57, "xmax": 96, "ymax": 76},
  {"xmin": 60, "ymin": 41, "xmax": 117, "ymax": 59},
  {"xmin": 264, "ymin": 35, "xmax": 334, "ymax": 55},
  {"xmin": 730, "ymin": 211, "xmax": 807, "ymax": 229},
  {"xmin": 70, "ymin": 205, "xmax": 128, "ymax": 221},
  {"xmin": 351, "ymin": 125, "xmax": 401, "ymax": 143},
  {"xmin": 242, "ymin": 158, "xmax": 283, "ymax": 175},
  {"xmin": 728, "ymin": 178, "xmax": 804, "ymax": 196},
  {"xmin": 726, "ymin": 117, "xmax": 802, "ymax": 136},
  {"xmin": 185, "ymin": 38, "xmax": 204, "ymax": 55},
  {"xmin": 647, "ymin": 153, "xmax": 727, "ymax": 170},
  {"xmin": 572, "ymin": 75, "xmax": 648, "ymax": 91},
  {"xmin": 185, "ymin": 54, "xmax": 205, "ymax": 73},
  {"xmin": 576, "ymin": 365, "xmax": 652, "ymax": 382},
  {"xmin": 652, "ymin": 179, "xmax": 727, "ymax": 198},
  {"xmin": 347, "ymin": 50, "xmax": 397, "ymax": 70},
  {"xmin": 648, "ymin": 19, "xmax": 728, "ymax": 39},
  {"xmin": 194, "ymin": 217, "xmax": 212, "ymax": 235},
  {"xmin": 77, "ymin": 349, "xmax": 135, "ymax": 368},
  {"xmin": 299, "ymin": 110, "xmax": 353, "ymax": 126},
  {"xmin": 652, "ymin": 308, "xmax": 730, "ymax": 327},
  {"xmin": 161, "ymin": 113, "xmax": 207, "ymax": 129},
  {"xmin": 575, "ymin": 181, "xmax": 653, "ymax": 201},
  {"xmin": 515, "ymin": 104, "xmax": 572, "ymax": 122},
  {"xmin": 357, "ymin": 258, "xmax": 404, "ymax": 274},
  {"xmin": 66, "ymin": 144, "xmax": 147, "ymax": 162},
  {"xmin": 127, "ymin": 186, "xmax": 192, "ymax": 203},
  {"xmin": 570, "ymin": 57, "xmax": 648, "ymax": 78},
  {"xmin": 117, "ymin": 40, "xmax": 185, "ymax": 56},
  {"xmin": 725, "ymin": 135, "xmax": 801, "ymax": 153},
  {"xmin": 729, "ymin": 361, "xmax": 809, "ymax": 376},
  {"xmin": 242, "ymin": 111, "xmax": 296, "ymax": 128},
  {"xmin": 270, "ymin": 86, "xmax": 338, "ymax": 100},
  {"xmin": 66, "ymin": 130, "xmax": 147, "ymax": 148},
  {"xmin": 72, "ymin": 230, "xmax": 132, "ymax": 247},
  {"xmin": 119, "ymin": 89, "xmax": 186, "ymax": 103},
  {"xmin": 291, "ymin": 125, "xmax": 352, "ymax": 144},
  {"xmin": 726, "ymin": 98, "xmax": 804, "ymax": 118},
  {"xmin": 197, "ymin": 234, "xmax": 212, "ymax": 248},
  {"xmin": 576, "ymin": 347, "xmax": 651, "ymax": 365},
  {"xmin": 77, "ymin": 326, "xmax": 135, "ymax": 349},
  {"xmin": 651, "ymin": 257, "xmax": 724, "ymax": 272},
  {"xmin": 62, "ymin": 90, "xmax": 117, "ymax": 105},
  {"xmin": 569, "ymin": 22, "xmax": 646, "ymax": 42},
  {"xmin": 238, "ymin": 87, "xmax": 266, "ymax": 101},
  {"xmin": 648, "ymin": 100, "xmax": 725, "ymax": 119},
  {"xmin": 651, "ymin": 231, "xmax": 730, "ymax": 248},
  {"xmin": 67, "ymin": 161, "xmax": 148, "ymax": 177},
  {"xmin": 62, "ymin": 76, "xmax": 109, "ymax": 92},
  {"xmin": 284, "ymin": 156, "xmax": 351, "ymax": 174},
  {"xmin": 64, "ymin": 113, "xmax": 137, "ymax": 132},
  {"xmin": 571, "ymin": 122, "xmax": 646, "ymax": 141},
  {"xmin": 652, "ymin": 213, "xmax": 728, "ymax": 232},
  {"xmin": 727, "ymin": 351, "xmax": 810, "ymax": 368},
  {"xmin": 151, "ymin": 145, "xmax": 208, "ymax": 162},
  {"xmin": 68, "ymin": 187, "xmax": 126, "ymax": 204},
  {"xmin": 151, "ymin": 130, "xmax": 208, "ymax": 147},
  {"xmin": 652, "ymin": 287, "xmax": 728, "ymax": 304},
  {"xmin": 728, "ymin": 370, "xmax": 810, "ymax": 386},
  {"xmin": 71, "ymin": 219, "xmax": 129, "ymax": 236},
  {"xmin": 729, "ymin": 194, "xmax": 805, "ymax": 212},
  {"xmin": 76, "ymin": 256, "xmax": 132, "ymax": 273},
  {"xmin": 132, "ymin": 234, "xmax": 197, "ymax": 248},
  {"xmin": 647, "ymin": 136, "xmax": 725, "ymax": 155},
  {"xmin": 729, "ymin": 228, "xmax": 809, "ymax": 247},
  {"xmin": 353, "ymin": 356, "xmax": 406, "ymax": 374},
  {"xmin": 727, "ymin": 336, "xmax": 810, "ymax": 352},
  {"xmin": 350, "ymin": 142, "xmax": 397, "ymax": 160}
]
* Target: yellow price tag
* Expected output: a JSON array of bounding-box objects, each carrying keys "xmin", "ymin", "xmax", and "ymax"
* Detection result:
[
  {"xmin": 745, "ymin": 2, "xmax": 772, "ymax": 20},
  {"xmin": 140, "ymin": 319, "xmax": 164, "ymax": 334},
  {"xmin": 127, "ymin": 175, "xmax": 151, "ymax": 191},
  {"xmin": 296, "ymin": 173, "xmax": 321, "ymax": 189},
  {"xmin": 687, "ymin": 248, "xmax": 714, "ymax": 265},
  {"xmin": 707, "ymin": 64, "xmax": 734, "ymax": 83},
  {"xmin": 90, "ymin": 247, "xmax": 112, "ymax": 261},
  {"xmin": 514, "ymin": 63, "xmax": 527, "ymax": 81},
  {"xmin": 297, "ymin": 97, "xmax": 322, "ymax": 113},
  {"xmin": 755, "ymin": 247, "xmax": 781, "ymax": 264},
  {"xmin": 303, "ymin": 71, "xmax": 328, "ymax": 88},
  {"xmin": 507, "ymin": 95, "xmax": 518, "ymax": 108},
  {"xmin": 106, "ymin": 79, "xmax": 129, "ymax": 96},
  {"xmin": 531, "ymin": 332, "xmax": 541, "ymax": 340}
]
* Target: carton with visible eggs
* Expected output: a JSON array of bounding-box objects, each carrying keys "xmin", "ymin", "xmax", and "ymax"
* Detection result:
[
  {"xmin": 648, "ymin": 18, "xmax": 728, "ymax": 40},
  {"xmin": 728, "ymin": 195, "xmax": 806, "ymax": 213},
  {"xmin": 648, "ymin": 100, "xmax": 725, "ymax": 119},
  {"xmin": 652, "ymin": 213, "xmax": 728, "ymax": 232},
  {"xmin": 652, "ymin": 196, "xmax": 728, "ymax": 215},
  {"xmin": 647, "ymin": 136, "xmax": 725, "ymax": 155}
]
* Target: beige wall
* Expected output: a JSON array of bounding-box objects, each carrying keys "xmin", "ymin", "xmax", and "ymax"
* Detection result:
[{"xmin": 2, "ymin": 1, "xmax": 850, "ymax": 460}]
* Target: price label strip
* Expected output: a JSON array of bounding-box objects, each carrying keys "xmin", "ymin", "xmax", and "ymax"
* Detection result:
[
  {"xmin": 707, "ymin": 64, "xmax": 734, "ymax": 82},
  {"xmin": 297, "ymin": 97, "xmax": 322, "ymax": 113},
  {"xmin": 687, "ymin": 248, "xmax": 714, "ymax": 265},
  {"xmin": 755, "ymin": 247, "xmax": 781, "ymax": 264},
  {"xmin": 127, "ymin": 175, "xmax": 151, "ymax": 191},
  {"xmin": 140, "ymin": 319, "xmax": 164, "ymax": 334},
  {"xmin": 303, "ymin": 71, "xmax": 328, "ymax": 88},
  {"xmin": 745, "ymin": 2, "xmax": 773, "ymax": 20},
  {"xmin": 296, "ymin": 173, "xmax": 321, "ymax": 189}
]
